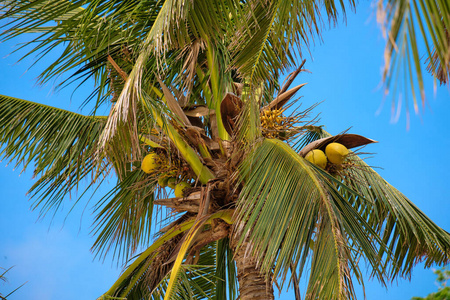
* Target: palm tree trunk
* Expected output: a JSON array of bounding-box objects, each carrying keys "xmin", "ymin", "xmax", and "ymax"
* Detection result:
[{"xmin": 233, "ymin": 241, "xmax": 274, "ymax": 300}]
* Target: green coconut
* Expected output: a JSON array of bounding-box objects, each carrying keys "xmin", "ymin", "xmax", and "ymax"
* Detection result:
[
  {"xmin": 174, "ymin": 181, "xmax": 191, "ymax": 198},
  {"xmin": 325, "ymin": 142, "xmax": 349, "ymax": 164},
  {"xmin": 167, "ymin": 177, "xmax": 177, "ymax": 189},
  {"xmin": 158, "ymin": 176, "xmax": 170, "ymax": 187},
  {"xmin": 305, "ymin": 149, "xmax": 327, "ymax": 169},
  {"xmin": 141, "ymin": 153, "xmax": 160, "ymax": 174}
]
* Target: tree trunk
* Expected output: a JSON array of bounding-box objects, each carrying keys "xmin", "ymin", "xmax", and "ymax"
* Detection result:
[{"xmin": 233, "ymin": 241, "xmax": 274, "ymax": 300}]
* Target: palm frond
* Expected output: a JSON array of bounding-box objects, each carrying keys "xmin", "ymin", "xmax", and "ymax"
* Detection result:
[
  {"xmin": 101, "ymin": 217, "xmax": 198, "ymax": 299},
  {"xmin": 342, "ymin": 154, "xmax": 450, "ymax": 279},
  {"xmin": 163, "ymin": 218, "xmax": 209, "ymax": 300},
  {"xmin": 214, "ymin": 238, "xmax": 238, "ymax": 300},
  {"xmin": 176, "ymin": 244, "xmax": 224, "ymax": 300},
  {"xmin": 235, "ymin": 138, "xmax": 385, "ymax": 299},
  {"xmin": 0, "ymin": 267, "xmax": 25, "ymax": 300},
  {"xmin": 306, "ymin": 208, "xmax": 356, "ymax": 300},
  {"xmin": 231, "ymin": 1, "xmax": 292, "ymax": 87},
  {"xmin": 205, "ymin": 40, "xmax": 233, "ymax": 140},
  {"xmin": 0, "ymin": 94, "xmax": 108, "ymax": 215},
  {"xmin": 235, "ymin": 86, "xmax": 263, "ymax": 143},
  {"xmin": 231, "ymin": 0, "xmax": 356, "ymax": 88},
  {"xmin": 293, "ymin": 125, "xmax": 329, "ymax": 150},
  {"xmin": 148, "ymin": 241, "xmax": 237, "ymax": 300},
  {"xmin": 91, "ymin": 169, "xmax": 155, "ymax": 262},
  {"xmin": 297, "ymin": 127, "xmax": 450, "ymax": 279},
  {"xmin": 149, "ymin": 244, "xmax": 223, "ymax": 300},
  {"xmin": 102, "ymin": 0, "xmax": 238, "ymax": 141},
  {"xmin": 101, "ymin": 210, "xmax": 233, "ymax": 299},
  {"xmin": 1, "ymin": 0, "xmax": 172, "ymax": 113},
  {"xmin": 163, "ymin": 210, "xmax": 233, "ymax": 300},
  {"xmin": 2, "ymin": 1, "xmax": 119, "ymax": 83},
  {"xmin": 377, "ymin": 0, "xmax": 450, "ymax": 118}
]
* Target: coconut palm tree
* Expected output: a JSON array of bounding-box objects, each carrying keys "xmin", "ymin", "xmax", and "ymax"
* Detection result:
[{"xmin": 1, "ymin": 1, "xmax": 449, "ymax": 299}]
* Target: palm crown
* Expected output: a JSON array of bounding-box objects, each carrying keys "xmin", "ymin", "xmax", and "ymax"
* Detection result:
[{"xmin": 1, "ymin": 1, "xmax": 449, "ymax": 299}]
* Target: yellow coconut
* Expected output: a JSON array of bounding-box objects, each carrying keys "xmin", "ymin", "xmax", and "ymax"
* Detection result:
[
  {"xmin": 141, "ymin": 153, "xmax": 160, "ymax": 174},
  {"xmin": 325, "ymin": 143, "xmax": 349, "ymax": 164},
  {"xmin": 305, "ymin": 149, "xmax": 327, "ymax": 169},
  {"xmin": 174, "ymin": 181, "xmax": 191, "ymax": 198},
  {"xmin": 167, "ymin": 177, "xmax": 177, "ymax": 189}
]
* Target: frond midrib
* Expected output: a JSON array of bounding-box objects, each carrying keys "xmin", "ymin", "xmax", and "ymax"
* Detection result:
[{"xmin": 0, "ymin": 94, "xmax": 107, "ymax": 120}]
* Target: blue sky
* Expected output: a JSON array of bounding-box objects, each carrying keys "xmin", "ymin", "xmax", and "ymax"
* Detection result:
[{"xmin": 1, "ymin": 2, "xmax": 450, "ymax": 299}]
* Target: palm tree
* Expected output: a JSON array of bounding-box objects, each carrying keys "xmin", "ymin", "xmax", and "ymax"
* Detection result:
[{"xmin": 1, "ymin": 1, "xmax": 449, "ymax": 299}]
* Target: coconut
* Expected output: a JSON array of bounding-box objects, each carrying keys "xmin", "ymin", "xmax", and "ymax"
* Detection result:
[
  {"xmin": 174, "ymin": 181, "xmax": 191, "ymax": 198},
  {"xmin": 141, "ymin": 153, "xmax": 160, "ymax": 174},
  {"xmin": 305, "ymin": 149, "xmax": 327, "ymax": 169},
  {"xmin": 167, "ymin": 177, "xmax": 177, "ymax": 189},
  {"xmin": 158, "ymin": 176, "xmax": 169, "ymax": 187},
  {"xmin": 325, "ymin": 142, "xmax": 349, "ymax": 164}
]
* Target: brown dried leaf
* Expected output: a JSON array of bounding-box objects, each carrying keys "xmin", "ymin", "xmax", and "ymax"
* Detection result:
[
  {"xmin": 264, "ymin": 83, "xmax": 307, "ymax": 111},
  {"xmin": 279, "ymin": 59, "xmax": 306, "ymax": 94},
  {"xmin": 299, "ymin": 134, "xmax": 378, "ymax": 157},
  {"xmin": 220, "ymin": 93, "xmax": 243, "ymax": 136}
]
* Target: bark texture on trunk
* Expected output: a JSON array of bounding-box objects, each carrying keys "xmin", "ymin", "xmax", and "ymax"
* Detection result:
[{"xmin": 234, "ymin": 241, "xmax": 274, "ymax": 300}]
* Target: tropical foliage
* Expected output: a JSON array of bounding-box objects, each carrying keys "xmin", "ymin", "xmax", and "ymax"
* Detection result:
[
  {"xmin": 0, "ymin": 0, "xmax": 449, "ymax": 299},
  {"xmin": 377, "ymin": 0, "xmax": 450, "ymax": 114},
  {"xmin": 412, "ymin": 267, "xmax": 450, "ymax": 300}
]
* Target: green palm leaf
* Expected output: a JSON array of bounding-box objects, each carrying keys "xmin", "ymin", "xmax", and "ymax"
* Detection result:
[
  {"xmin": 214, "ymin": 238, "xmax": 237, "ymax": 300},
  {"xmin": 149, "ymin": 244, "xmax": 228, "ymax": 300},
  {"xmin": 101, "ymin": 210, "xmax": 234, "ymax": 299},
  {"xmin": 343, "ymin": 154, "xmax": 450, "ymax": 278},
  {"xmin": 101, "ymin": 217, "xmax": 197, "ymax": 299},
  {"xmin": 0, "ymin": 96, "xmax": 152, "ymax": 262},
  {"xmin": 1, "ymin": 0, "xmax": 171, "ymax": 113},
  {"xmin": 235, "ymin": 138, "xmax": 384, "ymax": 299},
  {"xmin": 0, "ymin": 94, "xmax": 107, "ymax": 215},
  {"xmin": 297, "ymin": 128, "xmax": 450, "ymax": 279},
  {"xmin": 378, "ymin": 0, "xmax": 450, "ymax": 116},
  {"xmin": 101, "ymin": 0, "xmax": 237, "ymax": 135},
  {"xmin": 306, "ymin": 209, "xmax": 356, "ymax": 300},
  {"xmin": 109, "ymin": 241, "xmax": 236, "ymax": 300},
  {"xmin": 2, "ymin": 1, "xmax": 120, "ymax": 85},
  {"xmin": 92, "ymin": 169, "xmax": 156, "ymax": 261},
  {"xmin": 231, "ymin": 0, "xmax": 357, "ymax": 89}
]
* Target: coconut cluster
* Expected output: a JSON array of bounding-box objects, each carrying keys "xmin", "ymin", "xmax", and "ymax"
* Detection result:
[
  {"xmin": 305, "ymin": 142, "xmax": 349, "ymax": 170},
  {"xmin": 141, "ymin": 152, "xmax": 192, "ymax": 198}
]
